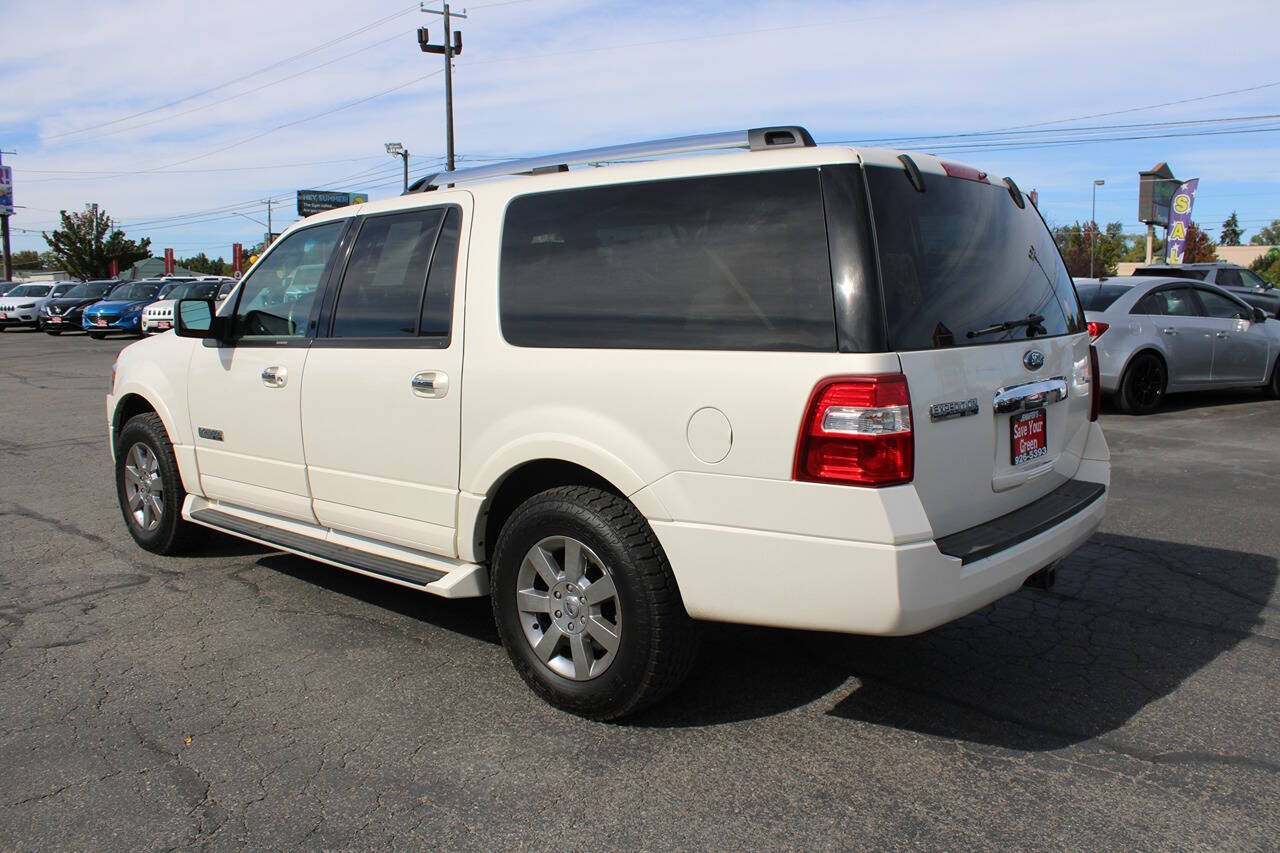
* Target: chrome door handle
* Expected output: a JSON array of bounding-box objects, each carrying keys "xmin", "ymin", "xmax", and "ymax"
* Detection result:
[
  {"xmin": 261, "ymin": 366, "xmax": 287, "ymax": 388},
  {"xmin": 1215, "ymin": 332, "xmax": 1229, "ymax": 339},
  {"xmin": 411, "ymin": 371, "xmax": 449, "ymax": 398},
  {"xmin": 1161, "ymin": 327, "xmax": 1177, "ymax": 335},
  {"xmin": 993, "ymin": 377, "xmax": 1068, "ymax": 414}
]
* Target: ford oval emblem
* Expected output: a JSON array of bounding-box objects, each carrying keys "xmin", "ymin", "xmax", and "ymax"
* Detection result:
[{"xmin": 1023, "ymin": 350, "xmax": 1045, "ymax": 371}]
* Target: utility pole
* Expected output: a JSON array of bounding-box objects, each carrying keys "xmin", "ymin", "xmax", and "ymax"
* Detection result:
[
  {"xmin": 0, "ymin": 151, "xmax": 12, "ymax": 282},
  {"xmin": 264, "ymin": 199, "xmax": 273, "ymax": 247},
  {"xmin": 419, "ymin": 2, "xmax": 465, "ymax": 171}
]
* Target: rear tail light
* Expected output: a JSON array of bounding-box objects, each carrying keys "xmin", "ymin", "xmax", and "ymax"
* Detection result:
[
  {"xmin": 794, "ymin": 375, "xmax": 914, "ymax": 487},
  {"xmin": 1088, "ymin": 345, "xmax": 1101, "ymax": 422},
  {"xmin": 1087, "ymin": 321, "xmax": 1110, "ymax": 340}
]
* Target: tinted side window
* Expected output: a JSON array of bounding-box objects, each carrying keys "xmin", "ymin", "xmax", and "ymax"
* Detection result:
[
  {"xmin": 331, "ymin": 209, "xmax": 446, "ymax": 338},
  {"xmin": 500, "ymin": 169, "xmax": 835, "ymax": 351},
  {"xmin": 1159, "ymin": 287, "xmax": 1200, "ymax": 317},
  {"xmin": 1132, "ymin": 293, "xmax": 1167, "ymax": 315},
  {"xmin": 1197, "ymin": 289, "xmax": 1249, "ymax": 320},
  {"xmin": 232, "ymin": 221, "xmax": 344, "ymax": 340},
  {"xmin": 1214, "ymin": 269, "xmax": 1242, "ymax": 288},
  {"xmin": 420, "ymin": 207, "xmax": 461, "ymax": 338}
]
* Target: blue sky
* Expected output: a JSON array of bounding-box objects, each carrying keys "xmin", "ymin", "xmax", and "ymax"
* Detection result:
[{"xmin": 3, "ymin": 0, "xmax": 1278, "ymax": 259}]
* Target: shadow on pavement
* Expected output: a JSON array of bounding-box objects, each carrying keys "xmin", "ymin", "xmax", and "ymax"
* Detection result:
[
  {"xmin": 1102, "ymin": 387, "xmax": 1270, "ymax": 415},
  {"xmin": 254, "ymin": 552, "xmax": 501, "ymax": 646},
  {"xmin": 635, "ymin": 533, "xmax": 1276, "ymax": 740}
]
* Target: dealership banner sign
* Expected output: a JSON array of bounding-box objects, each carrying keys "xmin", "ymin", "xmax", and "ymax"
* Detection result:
[
  {"xmin": 0, "ymin": 163, "xmax": 13, "ymax": 215},
  {"xmin": 1164, "ymin": 178, "xmax": 1199, "ymax": 265},
  {"xmin": 297, "ymin": 190, "xmax": 369, "ymax": 217}
]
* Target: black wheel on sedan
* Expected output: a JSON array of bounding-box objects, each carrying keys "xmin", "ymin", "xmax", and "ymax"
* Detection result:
[
  {"xmin": 1267, "ymin": 357, "xmax": 1280, "ymax": 399},
  {"xmin": 491, "ymin": 485, "xmax": 698, "ymax": 720},
  {"xmin": 1117, "ymin": 352, "xmax": 1166, "ymax": 415},
  {"xmin": 114, "ymin": 413, "xmax": 204, "ymax": 555}
]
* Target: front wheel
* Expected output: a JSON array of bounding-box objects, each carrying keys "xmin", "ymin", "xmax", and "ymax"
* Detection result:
[
  {"xmin": 115, "ymin": 413, "xmax": 204, "ymax": 554},
  {"xmin": 1266, "ymin": 357, "xmax": 1280, "ymax": 399},
  {"xmin": 1116, "ymin": 352, "xmax": 1166, "ymax": 415},
  {"xmin": 45, "ymin": 327, "xmax": 61, "ymax": 335},
  {"xmin": 491, "ymin": 486, "xmax": 697, "ymax": 720}
]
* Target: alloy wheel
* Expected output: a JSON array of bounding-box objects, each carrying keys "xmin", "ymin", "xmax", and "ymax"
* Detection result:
[
  {"xmin": 516, "ymin": 535, "xmax": 622, "ymax": 681},
  {"xmin": 123, "ymin": 442, "xmax": 164, "ymax": 532}
]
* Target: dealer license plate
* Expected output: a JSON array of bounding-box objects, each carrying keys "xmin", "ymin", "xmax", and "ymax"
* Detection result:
[
  {"xmin": 49, "ymin": 316, "xmax": 62, "ymax": 324},
  {"xmin": 156, "ymin": 321, "xmax": 171, "ymax": 330},
  {"xmin": 96, "ymin": 318, "xmax": 107, "ymax": 326},
  {"xmin": 0, "ymin": 313, "xmax": 7, "ymax": 319},
  {"xmin": 1010, "ymin": 409, "xmax": 1047, "ymax": 465}
]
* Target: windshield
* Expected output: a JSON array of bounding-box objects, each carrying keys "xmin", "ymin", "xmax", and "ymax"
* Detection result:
[
  {"xmin": 6, "ymin": 284, "xmax": 52, "ymax": 298},
  {"xmin": 864, "ymin": 164, "xmax": 1083, "ymax": 349},
  {"xmin": 167, "ymin": 282, "xmax": 221, "ymax": 300},
  {"xmin": 63, "ymin": 283, "xmax": 115, "ymax": 299},
  {"xmin": 106, "ymin": 283, "xmax": 161, "ymax": 302},
  {"xmin": 1078, "ymin": 284, "xmax": 1132, "ymax": 311}
]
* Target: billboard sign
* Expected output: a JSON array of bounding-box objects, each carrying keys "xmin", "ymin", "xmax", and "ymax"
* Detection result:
[
  {"xmin": 0, "ymin": 164, "xmax": 13, "ymax": 215},
  {"xmin": 1164, "ymin": 179, "xmax": 1199, "ymax": 265},
  {"xmin": 1138, "ymin": 162, "xmax": 1178, "ymax": 226},
  {"xmin": 296, "ymin": 190, "xmax": 368, "ymax": 217}
]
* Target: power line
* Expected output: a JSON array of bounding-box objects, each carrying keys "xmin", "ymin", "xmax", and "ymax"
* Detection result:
[{"xmin": 41, "ymin": 4, "xmax": 420, "ymax": 141}]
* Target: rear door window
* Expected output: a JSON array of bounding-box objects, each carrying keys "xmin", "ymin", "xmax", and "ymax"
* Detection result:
[
  {"xmin": 330, "ymin": 208, "xmax": 448, "ymax": 338},
  {"xmin": 864, "ymin": 165, "xmax": 1083, "ymax": 350},
  {"xmin": 1156, "ymin": 287, "xmax": 1201, "ymax": 317},
  {"xmin": 499, "ymin": 169, "xmax": 835, "ymax": 350}
]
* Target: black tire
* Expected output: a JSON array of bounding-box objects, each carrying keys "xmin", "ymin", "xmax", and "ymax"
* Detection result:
[
  {"xmin": 1116, "ymin": 351, "xmax": 1167, "ymax": 415},
  {"xmin": 88, "ymin": 331, "xmax": 106, "ymax": 340},
  {"xmin": 114, "ymin": 413, "xmax": 204, "ymax": 555},
  {"xmin": 1267, "ymin": 357, "xmax": 1280, "ymax": 399},
  {"xmin": 491, "ymin": 485, "xmax": 698, "ymax": 720},
  {"xmin": 45, "ymin": 327, "xmax": 61, "ymax": 335}
]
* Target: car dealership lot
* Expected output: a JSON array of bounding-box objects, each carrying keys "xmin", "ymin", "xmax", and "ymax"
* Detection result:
[{"xmin": 1, "ymin": 330, "xmax": 1276, "ymax": 848}]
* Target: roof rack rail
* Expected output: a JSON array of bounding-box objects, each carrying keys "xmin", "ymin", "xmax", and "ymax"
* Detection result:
[{"xmin": 408, "ymin": 125, "xmax": 815, "ymax": 193}]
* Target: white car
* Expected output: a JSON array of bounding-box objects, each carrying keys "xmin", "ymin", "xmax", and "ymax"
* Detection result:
[
  {"xmin": 0, "ymin": 281, "xmax": 78, "ymax": 330},
  {"xmin": 107, "ymin": 126, "xmax": 1110, "ymax": 719},
  {"xmin": 141, "ymin": 281, "xmax": 226, "ymax": 334}
]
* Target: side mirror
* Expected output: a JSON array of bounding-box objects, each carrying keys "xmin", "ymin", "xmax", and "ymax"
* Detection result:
[
  {"xmin": 1252, "ymin": 307, "xmax": 1267, "ymax": 323},
  {"xmin": 175, "ymin": 298, "xmax": 225, "ymax": 339}
]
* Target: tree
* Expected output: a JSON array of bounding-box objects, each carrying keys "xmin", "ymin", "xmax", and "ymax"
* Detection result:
[
  {"xmin": 42, "ymin": 206, "xmax": 151, "ymax": 280},
  {"xmin": 179, "ymin": 252, "xmax": 229, "ymax": 275},
  {"xmin": 1122, "ymin": 234, "xmax": 1164, "ymax": 262},
  {"xmin": 1181, "ymin": 221, "xmax": 1218, "ymax": 263},
  {"xmin": 1219, "ymin": 212, "xmax": 1243, "ymax": 246},
  {"xmin": 1250, "ymin": 247, "xmax": 1280, "ymax": 285},
  {"xmin": 1250, "ymin": 219, "xmax": 1280, "ymax": 246},
  {"xmin": 1052, "ymin": 220, "xmax": 1127, "ymax": 277},
  {"xmin": 11, "ymin": 249, "xmax": 44, "ymax": 270}
]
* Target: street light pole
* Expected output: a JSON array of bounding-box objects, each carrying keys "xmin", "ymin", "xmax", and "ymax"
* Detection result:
[
  {"xmin": 386, "ymin": 143, "xmax": 410, "ymax": 193},
  {"xmin": 1090, "ymin": 179, "xmax": 1105, "ymax": 278}
]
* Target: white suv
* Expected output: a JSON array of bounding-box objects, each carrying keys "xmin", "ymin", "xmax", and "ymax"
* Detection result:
[{"xmin": 107, "ymin": 126, "xmax": 1109, "ymax": 719}]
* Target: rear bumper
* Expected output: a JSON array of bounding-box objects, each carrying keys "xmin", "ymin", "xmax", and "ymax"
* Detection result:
[{"xmin": 651, "ymin": 470, "xmax": 1108, "ymax": 637}]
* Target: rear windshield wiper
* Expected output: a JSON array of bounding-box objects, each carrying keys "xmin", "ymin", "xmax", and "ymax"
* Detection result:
[{"xmin": 966, "ymin": 313, "xmax": 1046, "ymax": 339}]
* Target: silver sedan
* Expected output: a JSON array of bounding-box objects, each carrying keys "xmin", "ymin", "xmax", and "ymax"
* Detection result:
[{"xmin": 1078, "ymin": 276, "xmax": 1280, "ymax": 414}]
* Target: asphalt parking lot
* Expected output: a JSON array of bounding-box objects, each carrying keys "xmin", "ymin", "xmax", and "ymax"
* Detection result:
[{"xmin": 1, "ymin": 327, "xmax": 1276, "ymax": 848}]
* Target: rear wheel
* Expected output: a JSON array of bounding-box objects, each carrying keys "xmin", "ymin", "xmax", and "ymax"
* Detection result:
[
  {"xmin": 1267, "ymin": 357, "xmax": 1280, "ymax": 399},
  {"xmin": 115, "ymin": 413, "xmax": 204, "ymax": 554},
  {"xmin": 491, "ymin": 486, "xmax": 697, "ymax": 720},
  {"xmin": 1117, "ymin": 352, "xmax": 1166, "ymax": 415}
]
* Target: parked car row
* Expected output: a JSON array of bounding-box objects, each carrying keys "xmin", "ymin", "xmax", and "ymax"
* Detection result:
[
  {"xmin": 1077, "ymin": 276, "xmax": 1280, "ymax": 413},
  {"xmin": 1132, "ymin": 261, "xmax": 1280, "ymax": 318},
  {"xmin": 0, "ymin": 276, "xmax": 238, "ymax": 337}
]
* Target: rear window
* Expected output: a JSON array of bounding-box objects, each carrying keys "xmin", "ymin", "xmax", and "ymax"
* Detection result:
[
  {"xmin": 865, "ymin": 164, "xmax": 1083, "ymax": 350},
  {"xmin": 1078, "ymin": 284, "xmax": 1131, "ymax": 311},
  {"xmin": 1132, "ymin": 267, "xmax": 1207, "ymax": 281},
  {"xmin": 499, "ymin": 169, "xmax": 835, "ymax": 350}
]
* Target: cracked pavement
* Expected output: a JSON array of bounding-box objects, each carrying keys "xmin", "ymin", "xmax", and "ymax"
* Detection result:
[{"xmin": 1, "ymin": 329, "xmax": 1276, "ymax": 848}]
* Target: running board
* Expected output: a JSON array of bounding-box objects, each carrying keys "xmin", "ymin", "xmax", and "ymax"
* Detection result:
[{"xmin": 187, "ymin": 504, "xmax": 488, "ymax": 598}]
